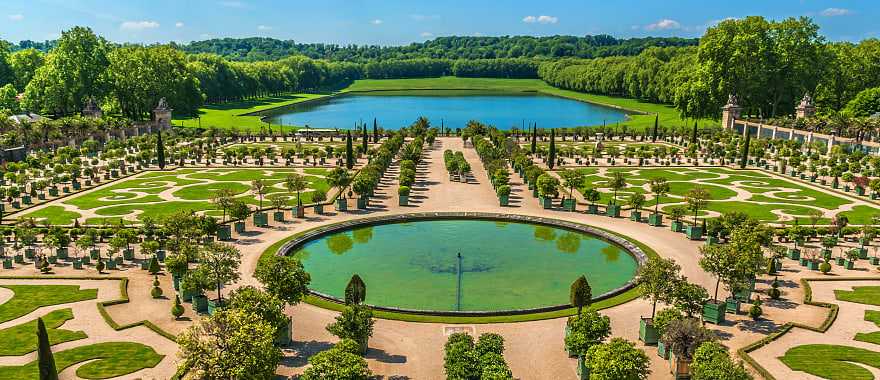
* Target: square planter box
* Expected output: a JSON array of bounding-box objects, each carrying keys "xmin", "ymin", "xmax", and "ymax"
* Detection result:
[
  {"xmin": 703, "ymin": 301, "xmax": 726, "ymax": 324},
  {"xmin": 855, "ymin": 248, "xmax": 868, "ymax": 259},
  {"xmin": 725, "ymin": 297, "xmax": 741, "ymax": 314},
  {"xmin": 787, "ymin": 248, "xmax": 801, "ymax": 260},
  {"xmin": 253, "ymin": 212, "xmax": 268, "ymax": 227},
  {"xmin": 105, "ymin": 259, "xmax": 117, "ymax": 270},
  {"xmin": 630, "ymin": 211, "xmax": 642, "ymax": 222},
  {"xmin": 871, "ymin": 257, "xmax": 880, "ymax": 266},
  {"xmin": 14, "ymin": 254, "xmax": 24, "ymax": 263},
  {"xmin": 577, "ymin": 356, "xmax": 589, "ymax": 380},
  {"xmin": 845, "ymin": 260, "xmax": 855, "ymax": 270},
  {"xmin": 37, "ymin": 193, "xmax": 46, "ymax": 200},
  {"xmin": 563, "ymin": 199, "xmax": 576, "ymax": 211},
  {"xmin": 657, "ymin": 341, "xmax": 670, "ymax": 360},
  {"xmin": 293, "ymin": 206, "xmax": 305, "ymax": 218},
  {"xmin": 799, "ymin": 257, "xmax": 809, "ymax": 266},
  {"xmin": 685, "ymin": 225, "xmax": 703, "ymax": 240},
  {"xmin": 639, "ymin": 318, "xmax": 659, "ymax": 345},
  {"xmin": 217, "ymin": 225, "xmax": 232, "ymax": 241},
  {"xmin": 314, "ymin": 204, "xmax": 324, "ymax": 214},
  {"xmin": 807, "ymin": 260, "xmax": 820, "ymax": 271},
  {"xmin": 539, "ymin": 197, "xmax": 553, "ymax": 209},
  {"xmin": 670, "ymin": 221, "xmax": 684, "ymax": 233},
  {"xmin": 22, "ymin": 195, "xmax": 32, "ymax": 205},
  {"xmin": 123, "ymin": 248, "xmax": 134, "ymax": 261},
  {"xmin": 192, "ymin": 294, "xmax": 209, "ymax": 314},
  {"xmin": 56, "ymin": 248, "xmax": 69, "ymax": 260},
  {"xmin": 25, "ymin": 249, "xmax": 35, "ymax": 259},
  {"xmin": 234, "ymin": 221, "xmax": 246, "ymax": 233},
  {"xmin": 606, "ymin": 204, "xmax": 621, "ymax": 218},
  {"xmin": 357, "ymin": 197, "xmax": 369, "ymax": 209},
  {"xmin": 81, "ymin": 256, "xmax": 90, "ymax": 265},
  {"xmin": 273, "ymin": 211, "xmax": 285, "ymax": 222},
  {"xmin": 73, "ymin": 260, "xmax": 83, "ymax": 270},
  {"xmin": 399, "ymin": 195, "xmax": 409, "ymax": 206},
  {"xmin": 48, "ymin": 188, "xmax": 58, "ymax": 197},
  {"xmin": 836, "ymin": 257, "xmax": 846, "ymax": 266},
  {"xmin": 336, "ymin": 198, "xmax": 348, "ymax": 211},
  {"xmin": 587, "ymin": 204, "xmax": 599, "ymax": 214},
  {"xmin": 275, "ymin": 317, "xmax": 293, "ymax": 346},
  {"xmin": 207, "ymin": 298, "xmax": 225, "ymax": 315},
  {"xmin": 648, "ymin": 213, "xmax": 663, "ymax": 226},
  {"xmin": 2, "ymin": 259, "xmax": 11, "ymax": 269},
  {"xmin": 156, "ymin": 249, "xmax": 166, "ymax": 262}
]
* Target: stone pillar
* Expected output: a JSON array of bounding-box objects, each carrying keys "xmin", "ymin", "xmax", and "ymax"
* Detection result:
[
  {"xmin": 796, "ymin": 93, "xmax": 816, "ymax": 119},
  {"xmin": 828, "ymin": 134, "xmax": 836, "ymax": 155},
  {"xmin": 152, "ymin": 98, "xmax": 172, "ymax": 131},
  {"xmin": 772, "ymin": 126, "xmax": 778, "ymax": 140},
  {"xmin": 721, "ymin": 94, "xmax": 742, "ymax": 130}
]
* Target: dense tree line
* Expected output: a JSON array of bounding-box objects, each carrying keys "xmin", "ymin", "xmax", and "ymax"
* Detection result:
[
  {"xmin": 177, "ymin": 35, "xmax": 698, "ymax": 62},
  {"xmin": 362, "ymin": 58, "xmax": 539, "ymax": 79},
  {"xmin": 540, "ymin": 16, "xmax": 880, "ymax": 120}
]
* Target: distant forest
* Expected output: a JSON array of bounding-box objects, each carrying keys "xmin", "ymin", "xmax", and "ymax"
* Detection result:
[{"xmin": 172, "ymin": 35, "xmax": 699, "ymax": 61}]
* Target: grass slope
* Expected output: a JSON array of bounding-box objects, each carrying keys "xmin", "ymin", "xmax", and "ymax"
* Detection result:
[
  {"xmin": 0, "ymin": 341, "xmax": 163, "ymax": 379},
  {"xmin": 0, "ymin": 285, "xmax": 98, "ymax": 323},
  {"xmin": 0, "ymin": 308, "xmax": 87, "ymax": 356},
  {"xmin": 173, "ymin": 93, "xmax": 327, "ymax": 131}
]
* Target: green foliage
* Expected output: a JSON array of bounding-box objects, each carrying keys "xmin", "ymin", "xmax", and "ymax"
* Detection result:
[
  {"xmin": 535, "ymin": 173, "xmax": 559, "ymax": 198},
  {"xmin": 0, "ymin": 342, "xmax": 162, "ymax": 380},
  {"xmin": 586, "ymin": 338, "xmax": 650, "ymax": 380},
  {"xmin": 326, "ymin": 304, "xmax": 375, "ymax": 352},
  {"xmin": 254, "ymin": 255, "xmax": 311, "ymax": 306},
  {"xmin": 781, "ymin": 344, "xmax": 880, "ymax": 380},
  {"xmin": 226, "ymin": 286, "xmax": 288, "ymax": 333},
  {"xmin": 345, "ymin": 274, "xmax": 367, "ymax": 305},
  {"xmin": 564, "ymin": 309, "xmax": 611, "ymax": 357},
  {"xmin": 196, "ymin": 242, "xmax": 242, "ymax": 302},
  {"xmin": 634, "ymin": 256, "xmax": 681, "ymax": 318},
  {"xmin": 844, "ymin": 87, "xmax": 880, "ymax": 117},
  {"xmin": 36, "ymin": 318, "xmax": 58, "ymax": 380},
  {"xmin": 177, "ymin": 308, "xmax": 280, "ymax": 379},
  {"xmin": 0, "ymin": 285, "xmax": 97, "ymax": 324},
  {"xmin": 0, "ymin": 309, "xmax": 86, "ymax": 356},
  {"xmin": 569, "ymin": 275, "xmax": 592, "ymax": 315},
  {"xmin": 661, "ymin": 318, "xmax": 716, "ymax": 361},
  {"xmin": 302, "ymin": 339, "xmax": 372, "ymax": 380},
  {"xmin": 443, "ymin": 332, "xmax": 512, "ymax": 380},
  {"xmin": 171, "ymin": 295, "xmax": 184, "ymax": 319},
  {"xmin": 691, "ymin": 341, "xmax": 753, "ymax": 380}
]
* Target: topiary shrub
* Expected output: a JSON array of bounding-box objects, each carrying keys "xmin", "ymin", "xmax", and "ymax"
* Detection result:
[
  {"xmin": 171, "ymin": 295, "xmax": 184, "ymax": 319},
  {"xmin": 748, "ymin": 298, "xmax": 763, "ymax": 320},
  {"xmin": 819, "ymin": 260, "xmax": 832, "ymax": 274},
  {"xmin": 151, "ymin": 275, "xmax": 163, "ymax": 298},
  {"xmin": 148, "ymin": 256, "xmax": 161, "ymax": 274}
]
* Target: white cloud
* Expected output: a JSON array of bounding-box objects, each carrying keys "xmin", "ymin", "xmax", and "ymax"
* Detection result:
[
  {"xmin": 175, "ymin": 21, "xmax": 184, "ymax": 28},
  {"xmin": 371, "ymin": 19, "xmax": 383, "ymax": 25},
  {"xmin": 523, "ymin": 15, "xmax": 558, "ymax": 24},
  {"xmin": 645, "ymin": 19, "xmax": 681, "ymax": 31},
  {"xmin": 8, "ymin": 14, "xmax": 23, "ymax": 21},
  {"xmin": 820, "ymin": 8, "xmax": 852, "ymax": 17},
  {"xmin": 219, "ymin": 1, "xmax": 245, "ymax": 7},
  {"xmin": 420, "ymin": 32, "xmax": 433, "ymax": 37},
  {"xmin": 410, "ymin": 14, "xmax": 440, "ymax": 21},
  {"xmin": 120, "ymin": 20, "xmax": 160, "ymax": 31},
  {"xmin": 257, "ymin": 25, "xmax": 272, "ymax": 31}
]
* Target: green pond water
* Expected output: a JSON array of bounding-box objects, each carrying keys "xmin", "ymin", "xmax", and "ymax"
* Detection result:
[{"xmin": 293, "ymin": 219, "xmax": 638, "ymax": 312}]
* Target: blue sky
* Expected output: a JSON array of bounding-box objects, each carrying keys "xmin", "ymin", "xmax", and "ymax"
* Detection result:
[{"xmin": 1, "ymin": 0, "xmax": 877, "ymax": 45}]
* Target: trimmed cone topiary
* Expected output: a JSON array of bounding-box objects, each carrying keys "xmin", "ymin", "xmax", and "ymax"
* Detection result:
[
  {"xmin": 148, "ymin": 256, "xmax": 161, "ymax": 274},
  {"xmin": 171, "ymin": 295, "xmax": 184, "ymax": 319},
  {"xmin": 151, "ymin": 275, "xmax": 163, "ymax": 298},
  {"xmin": 37, "ymin": 318, "xmax": 58, "ymax": 380}
]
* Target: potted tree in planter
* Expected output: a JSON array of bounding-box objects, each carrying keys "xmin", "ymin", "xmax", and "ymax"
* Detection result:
[
  {"xmin": 229, "ymin": 200, "xmax": 250, "ymax": 234},
  {"xmin": 398, "ymin": 186, "xmax": 410, "ymax": 206},
  {"xmin": 536, "ymin": 173, "xmax": 559, "ymax": 209},
  {"xmin": 165, "ymin": 252, "xmax": 189, "ymax": 291},
  {"xmin": 821, "ymin": 235, "xmax": 837, "ymax": 261},
  {"xmin": 285, "ymin": 173, "xmax": 309, "ymax": 218},
  {"xmin": 327, "ymin": 167, "xmax": 352, "ymax": 211},
  {"xmin": 210, "ymin": 189, "xmax": 234, "ymax": 241},
  {"xmin": 635, "ymin": 256, "xmax": 681, "ymax": 345},
  {"xmin": 606, "ymin": 171, "xmax": 626, "ymax": 217},
  {"xmin": 584, "ymin": 188, "xmax": 601, "ymax": 214},
  {"xmin": 197, "ymin": 242, "xmax": 242, "ymax": 315},
  {"xmin": 684, "ymin": 187, "xmax": 710, "ymax": 240},
  {"xmin": 845, "ymin": 249, "xmax": 859, "ymax": 269},
  {"xmin": 250, "ymin": 179, "xmax": 269, "ymax": 227},
  {"xmin": 312, "ymin": 189, "xmax": 327, "ymax": 215},
  {"xmin": 181, "ymin": 271, "xmax": 208, "ymax": 311},
  {"xmin": 649, "ymin": 177, "xmax": 669, "ymax": 226},
  {"xmin": 564, "ymin": 308, "xmax": 611, "ymax": 360},
  {"xmin": 661, "ymin": 318, "xmax": 716, "ymax": 379},
  {"xmin": 653, "ymin": 307, "xmax": 684, "ymax": 359},
  {"xmin": 669, "ymin": 206, "xmax": 687, "ymax": 232},
  {"xmin": 628, "ymin": 193, "xmax": 646, "ymax": 222},
  {"xmin": 559, "ymin": 169, "xmax": 585, "ymax": 212},
  {"xmin": 254, "ymin": 255, "xmax": 312, "ymax": 345},
  {"xmin": 497, "ymin": 185, "xmax": 511, "ymax": 206},
  {"xmin": 269, "ymin": 193, "xmax": 288, "ymax": 222},
  {"xmin": 352, "ymin": 176, "xmax": 372, "ymax": 210}
]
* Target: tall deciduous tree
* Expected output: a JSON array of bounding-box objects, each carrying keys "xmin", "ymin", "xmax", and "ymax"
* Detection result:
[
  {"xmin": 586, "ymin": 338, "xmax": 650, "ymax": 380},
  {"xmin": 197, "ymin": 243, "xmax": 241, "ymax": 303},
  {"xmin": 635, "ymin": 256, "xmax": 681, "ymax": 319},
  {"xmin": 254, "ymin": 255, "xmax": 311, "ymax": 306}
]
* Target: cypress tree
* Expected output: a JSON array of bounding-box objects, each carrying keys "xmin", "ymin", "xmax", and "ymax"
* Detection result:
[
  {"xmin": 37, "ymin": 318, "xmax": 58, "ymax": 380},
  {"xmin": 345, "ymin": 130, "xmax": 354, "ymax": 169},
  {"xmin": 362, "ymin": 124, "xmax": 368, "ymax": 152},
  {"xmin": 740, "ymin": 128, "xmax": 752, "ymax": 169},
  {"xmin": 345, "ymin": 274, "xmax": 367, "ymax": 305},
  {"xmin": 569, "ymin": 275, "xmax": 592, "ymax": 316},
  {"xmin": 156, "ymin": 129, "xmax": 166, "ymax": 170},
  {"xmin": 651, "ymin": 115, "xmax": 659, "ymax": 142},
  {"xmin": 530, "ymin": 124, "xmax": 537, "ymax": 154},
  {"xmin": 372, "ymin": 118, "xmax": 379, "ymax": 143},
  {"xmin": 548, "ymin": 129, "xmax": 557, "ymax": 169},
  {"xmin": 691, "ymin": 121, "xmax": 698, "ymax": 146}
]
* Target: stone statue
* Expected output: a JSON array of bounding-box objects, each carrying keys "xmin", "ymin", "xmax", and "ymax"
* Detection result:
[
  {"xmin": 798, "ymin": 93, "xmax": 814, "ymax": 108},
  {"xmin": 155, "ymin": 97, "xmax": 169, "ymax": 110},
  {"xmin": 726, "ymin": 94, "xmax": 739, "ymax": 107}
]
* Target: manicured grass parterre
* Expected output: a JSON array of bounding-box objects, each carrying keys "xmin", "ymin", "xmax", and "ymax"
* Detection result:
[
  {"xmin": 855, "ymin": 310, "xmax": 880, "ymax": 345},
  {"xmin": 565, "ymin": 167, "xmax": 878, "ymax": 224},
  {"xmin": 780, "ymin": 344, "xmax": 880, "ymax": 380},
  {"xmin": 0, "ymin": 342, "xmax": 163, "ymax": 380},
  {"xmin": 0, "ymin": 308, "xmax": 87, "ymax": 356},
  {"xmin": 14, "ymin": 167, "xmax": 333, "ymax": 225},
  {"xmin": 834, "ymin": 286, "xmax": 880, "ymax": 306},
  {"xmin": 0, "ymin": 285, "xmax": 97, "ymax": 323}
]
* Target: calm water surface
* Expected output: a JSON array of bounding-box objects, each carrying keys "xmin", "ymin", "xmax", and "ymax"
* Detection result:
[
  {"xmin": 293, "ymin": 220, "xmax": 638, "ymax": 312},
  {"xmin": 264, "ymin": 92, "xmax": 628, "ymax": 130}
]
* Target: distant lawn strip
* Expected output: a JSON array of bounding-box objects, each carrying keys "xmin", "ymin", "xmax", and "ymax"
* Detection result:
[
  {"xmin": 855, "ymin": 310, "xmax": 880, "ymax": 346},
  {"xmin": 174, "ymin": 93, "xmax": 327, "ymax": 131},
  {"xmin": 834, "ymin": 286, "xmax": 880, "ymax": 306},
  {"xmin": 780, "ymin": 344, "xmax": 880, "ymax": 380},
  {"xmin": 94, "ymin": 201, "xmax": 215, "ymax": 221},
  {"xmin": 841, "ymin": 205, "xmax": 880, "ymax": 225},
  {"xmin": 172, "ymin": 182, "xmax": 251, "ymax": 200},
  {"xmin": 342, "ymin": 77, "xmax": 714, "ymax": 130},
  {"xmin": 0, "ymin": 308, "xmax": 86, "ymax": 356},
  {"xmin": 0, "ymin": 285, "xmax": 97, "ymax": 323},
  {"xmin": 0, "ymin": 341, "xmax": 163, "ymax": 380},
  {"xmin": 17, "ymin": 206, "xmax": 81, "ymax": 225}
]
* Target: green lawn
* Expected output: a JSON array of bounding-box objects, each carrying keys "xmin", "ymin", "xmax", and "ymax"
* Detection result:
[
  {"xmin": 780, "ymin": 344, "xmax": 880, "ymax": 380},
  {"xmin": 0, "ymin": 342, "xmax": 163, "ymax": 379},
  {"xmin": 0, "ymin": 285, "xmax": 98, "ymax": 323},
  {"xmin": 178, "ymin": 77, "xmax": 714, "ymax": 132},
  {"xmin": 834, "ymin": 286, "xmax": 880, "ymax": 306},
  {"xmin": 855, "ymin": 310, "xmax": 880, "ymax": 345},
  {"xmin": 0, "ymin": 308, "xmax": 87, "ymax": 356},
  {"xmin": 173, "ymin": 93, "xmax": 328, "ymax": 131}
]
